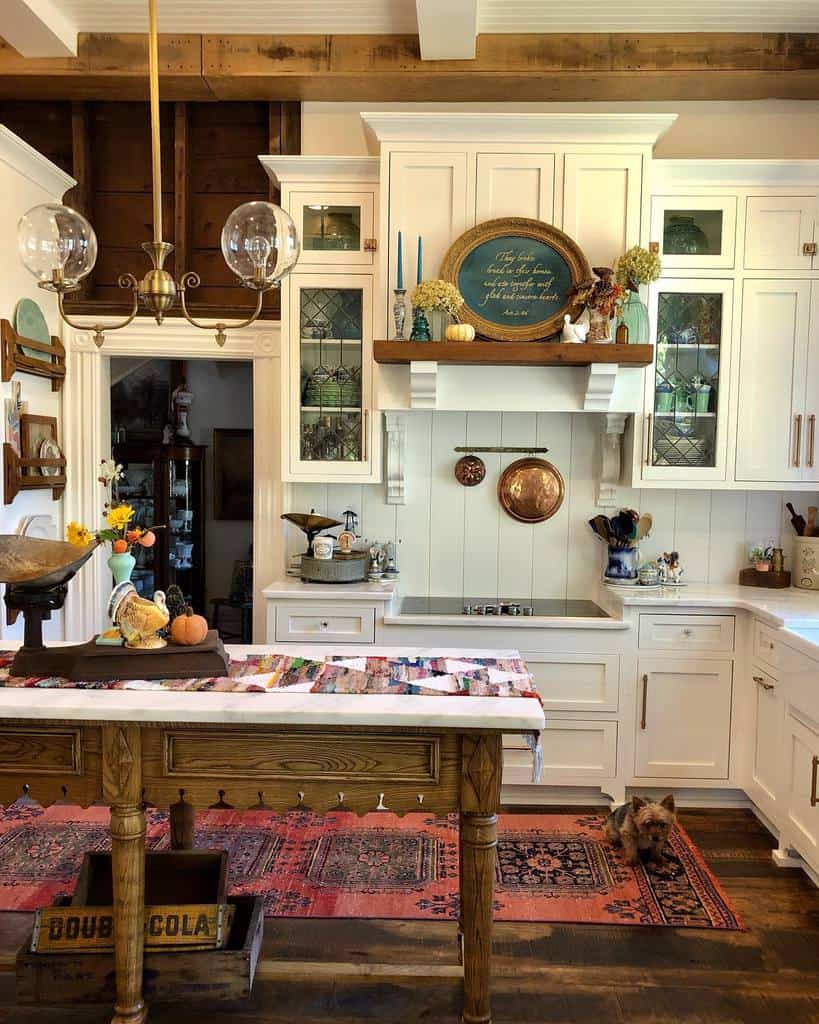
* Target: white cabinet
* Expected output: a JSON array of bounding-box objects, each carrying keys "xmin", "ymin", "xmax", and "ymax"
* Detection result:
[
  {"xmin": 641, "ymin": 278, "xmax": 733, "ymax": 483},
  {"xmin": 635, "ymin": 658, "xmax": 733, "ymax": 780},
  {"xmin": 475, "ymin": 153, "xmax": 555, "ymax": 223},
  {"xmin": 504, "ymin": 720, "xmax": 618, "ymax": 787},
  {"xmin": 388, "ymin": 151, "xmax": 471, "ymax": 290},
  {"xmin": 744, "ymin": 196, "xmax": 817, "ymax": 271},
  {"xmin": 562, "ymin": 153, "xmax": 642, "ymax": 267},
  {"xmin": 283, "ymin": 271, "xmax": 379, "ymax": 482},
  {"xmin": 784, "ymin": 712, "xmax": 819, "ymax": 873},
  {"xmin": 748, "ymin": 666, "xmax": 783, "ymax": 821},
  {"xmin": 650, "ymin": 196, "xmax": 737, "ymax": 270},
  {"xmin": 735, "ymin": 279, "xmax": 819, "ymax": 483},
  {"xmin": 289, "ymin": 189, "xmax": 377, "ymax": 267}
]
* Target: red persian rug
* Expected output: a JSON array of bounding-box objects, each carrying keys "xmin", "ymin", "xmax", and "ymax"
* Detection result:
[{"xmin": 0, "ymin": 803, "xmax": 742, "ymax": 930}]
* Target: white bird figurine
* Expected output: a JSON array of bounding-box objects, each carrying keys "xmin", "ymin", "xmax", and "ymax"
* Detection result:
[{"xmin": 561, "ymin": 314, "xmax": 590, "ymax": 343}]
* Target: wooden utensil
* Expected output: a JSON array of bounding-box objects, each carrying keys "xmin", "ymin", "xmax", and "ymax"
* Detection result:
[
  {"xmin": 807, "ymin": 507, "xmax": 817, "ymax": 537},
  {"xmin": 637, "ymin": 514, "xmax": 653, "ymax": 540},
  {"xmin": 787, "ymin": 502, "xmax": 806, "ymax": 536}
]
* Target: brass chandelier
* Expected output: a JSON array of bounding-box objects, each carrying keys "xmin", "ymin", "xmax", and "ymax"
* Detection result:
[{"xmin": 17, "ymin": 0, "xmax": 299, "ymax": 348}]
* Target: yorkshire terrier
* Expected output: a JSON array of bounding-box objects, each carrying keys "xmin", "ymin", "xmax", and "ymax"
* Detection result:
[{"xmin": 605, "ymin": 794, "xmax": 676, "ymax": 867}]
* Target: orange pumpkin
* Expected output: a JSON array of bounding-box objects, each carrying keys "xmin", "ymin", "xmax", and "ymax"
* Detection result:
[{"xmin": 170, "ymin": 606, "xmax": 208, "ymax": 646}]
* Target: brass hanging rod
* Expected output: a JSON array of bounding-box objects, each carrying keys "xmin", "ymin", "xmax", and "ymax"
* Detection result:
[{"xmin": 453, "ymin": 446, "xmax": 550, "ymax": 454}]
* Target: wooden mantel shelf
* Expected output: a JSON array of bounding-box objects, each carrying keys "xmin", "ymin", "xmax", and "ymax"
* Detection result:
[{"xmin": 374, "ymin": 340, "xmax": 654, "ymax": 367}]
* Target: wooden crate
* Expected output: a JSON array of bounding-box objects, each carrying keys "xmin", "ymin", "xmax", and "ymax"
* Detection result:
[
  {"xmin": 17, "ymin": 895, "xmax": 264, "ymax": 1005},
  {"xmin": 72, "ymin": 851, "xmax": 229, "ymax": 906}
]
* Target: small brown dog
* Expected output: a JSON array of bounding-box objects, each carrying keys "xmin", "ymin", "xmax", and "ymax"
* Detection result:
[{"xmin": 605, "ymin": 794, "xmax": 676, "ymax": 867}]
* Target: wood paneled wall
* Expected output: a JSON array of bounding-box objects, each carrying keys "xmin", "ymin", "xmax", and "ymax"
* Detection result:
[
  {"xmin": 287, "ymin": 412, "xmax": 819, "ymax": 598},
  {"xmin": 0, "ymin": 99, "xmax": 300, "ymax": 320}
]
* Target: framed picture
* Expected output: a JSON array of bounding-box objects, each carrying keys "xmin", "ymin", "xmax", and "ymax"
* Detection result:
[
  {"xmin": 213, "ymin": 428, "xmax": 253, "ymax": 521},
  {"xmin": 21, "ymin": 413, "xmax": 60, "ymax": 478}
]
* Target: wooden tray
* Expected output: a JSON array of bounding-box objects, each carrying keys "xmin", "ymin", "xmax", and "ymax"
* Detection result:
[
  {"xmin": 10, "ymin": 630, "xmax": 229, "ymax": 681},
  {"xmin": 739, "ymin": 567, "xmax": 792, "ymax": 589}
]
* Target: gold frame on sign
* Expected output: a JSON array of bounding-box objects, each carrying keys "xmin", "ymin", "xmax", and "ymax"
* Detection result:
[{"xmin": 440, "ymin": 217, "xmax": 592, "ymax": 342}]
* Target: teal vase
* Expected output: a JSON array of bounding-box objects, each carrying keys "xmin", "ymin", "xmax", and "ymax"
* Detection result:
[
  {"xmin": 410, "ymin": 307, "xmax": 431, "ymax": 342},
  {"xmin": 617, "ymin": 290, "xmax": 650, "ymax": 344},
  {"xmin": 107, "ymin": 550, "xmax": 135, "ymax": 586}
]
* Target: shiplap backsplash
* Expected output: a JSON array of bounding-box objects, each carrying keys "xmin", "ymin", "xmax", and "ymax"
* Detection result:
[{"xmin": 285, "ymin": 412, "xmax": 816, "ymax": 599}]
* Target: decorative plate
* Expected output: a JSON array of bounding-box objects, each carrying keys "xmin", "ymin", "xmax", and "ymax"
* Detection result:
[
  {"xmin": 497, "ymin": 457, "xmax": 564, "ymax": 524},
  {"xmin": 440, "ymin": 217, "xmax": 592, "ymax": 342},
  {"xmin": 13, "ymin": 298, "xmax": 51, "ymax": 361},
  {"xmin": 454, "ymin": 454, "xmax": 486, "ymax": 487},
  {"xmin": 38, "ymin": 437, "xmax": 62, "ymax": 476}
]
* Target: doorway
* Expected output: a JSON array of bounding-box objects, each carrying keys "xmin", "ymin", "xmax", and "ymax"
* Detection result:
[{"xmin": 109, "ymin": 357, "xmax": 254, "ymax": 642}]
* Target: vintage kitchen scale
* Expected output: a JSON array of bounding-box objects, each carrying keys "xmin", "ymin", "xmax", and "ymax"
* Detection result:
[
  {"xmin": 282, "ymin": 512, "xmax": 369, "ymax": 584},
  {"xmin": 1, "ymin": 535, "xmax": 229, "ymax": 680}
]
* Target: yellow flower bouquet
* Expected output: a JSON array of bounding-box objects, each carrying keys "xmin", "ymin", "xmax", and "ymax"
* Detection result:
[{"xmin": 410, "ymin": 279, "xmax": 464, "ymax": 318}]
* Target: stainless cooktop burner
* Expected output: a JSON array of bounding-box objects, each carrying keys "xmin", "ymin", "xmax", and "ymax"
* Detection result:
[{"xmin": 400, "ymin": 597, "xmax": 610, "ymax": 618}]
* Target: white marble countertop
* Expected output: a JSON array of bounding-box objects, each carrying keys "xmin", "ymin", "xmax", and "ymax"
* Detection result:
[
  {"xmin": 598, "ymin": 582, "xmax": 819, "ymax": 629},
  {"xmin": 262, "ymin": 579, "xmax": 397, "ymax": 602},
  {"xmin": 0, "ymin": 643, "xmax": 545, "ymax": 732}
]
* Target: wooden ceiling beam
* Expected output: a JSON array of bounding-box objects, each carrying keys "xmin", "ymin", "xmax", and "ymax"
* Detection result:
[{"xmin": 0, "ymin": 32, "xmax": 818, "ymax": 101}]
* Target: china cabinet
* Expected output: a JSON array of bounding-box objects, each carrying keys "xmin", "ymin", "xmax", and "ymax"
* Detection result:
[
  {"xmin": 650, "ymin": 196, "xmax": 737, "ymax": 269},
  {"xmin": 260, "ymin": 157, "xmax": 382, "ymax": 483},
  {"xmin": 735, "ymin": 280, "xmax": 819, "ymax": 484},
  {"xmin": 641, "ymin": 278, "xmax": 733, "ymax": 483},
  {"xmin": 113, "ymin": 442, "xmax": 206, "ymax": 612}
]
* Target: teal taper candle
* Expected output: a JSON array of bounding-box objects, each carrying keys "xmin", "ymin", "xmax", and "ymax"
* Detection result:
[
  {"xmin": 416, "ymin": 235, "xmax": 423, "ymax": 285},
  {"xmin": 396, "ymin": 229, "xmax": 403, "ymax": 289}
]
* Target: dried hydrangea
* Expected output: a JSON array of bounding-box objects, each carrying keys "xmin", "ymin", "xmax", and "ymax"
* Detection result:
[
  {"xmin": 410, "ymin": 279, "xmax": 464, "ymax": 317},
  {"xmin": 614, "ymin": 246, "xmax": 662, "ymax": 290}
]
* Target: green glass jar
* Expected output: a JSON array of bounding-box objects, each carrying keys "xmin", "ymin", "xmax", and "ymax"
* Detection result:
[{"xmin": 617, "ymin": 290, "xmax": 650, "ymax": 344}]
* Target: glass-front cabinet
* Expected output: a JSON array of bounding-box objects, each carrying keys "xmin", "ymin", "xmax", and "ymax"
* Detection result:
[
  {"xmin": 642, "ymin": 279, "xmax": 734, "ymax": 483},
  {"xmin": 290, "ymin": 191, "xmax": 375, "ymax": 266},
  {"xmin": 650, "ymin": 196, "xmax": 737, "ymax": 270},
  {"xmin": 284, "ymin": 272, "xmax": 376, "ymax": 480}
]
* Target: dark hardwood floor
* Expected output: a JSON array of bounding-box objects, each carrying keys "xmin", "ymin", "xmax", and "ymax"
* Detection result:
[{"xmin": 1, "ymin": 807, "xmax": 818, "ymax": 1023}]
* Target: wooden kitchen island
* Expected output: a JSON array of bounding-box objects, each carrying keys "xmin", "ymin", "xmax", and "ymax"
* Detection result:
[{"xmin": 0, "ymin": 644, "xmax": 544, "ymax": 1024}]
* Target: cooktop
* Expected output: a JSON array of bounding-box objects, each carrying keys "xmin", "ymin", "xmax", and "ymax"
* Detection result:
[{"xmin": 399, "ymin": 597, "xmax": 610, "ymax": 618}]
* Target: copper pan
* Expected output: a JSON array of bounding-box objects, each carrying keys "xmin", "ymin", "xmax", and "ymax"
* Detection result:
[{"xmin": 497, "ymin": 458, "xmax": 565, "ymax": 524}]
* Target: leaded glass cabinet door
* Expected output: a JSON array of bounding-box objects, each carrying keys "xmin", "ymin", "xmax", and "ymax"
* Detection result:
[
  {"xmin": 650, "ymin": 197, "xmax": 737, "ymax": 270},
  {"xmin": 643, "ymin": 279, "xmax": 733, "ymax": 483},
  {"xmin": 287, "ymin": 273, "xmax": 375, "ymax": 480}
]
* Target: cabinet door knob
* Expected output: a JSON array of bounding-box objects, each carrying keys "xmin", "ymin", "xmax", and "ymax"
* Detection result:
[
  {"xmin": 803, "ymin": 241, "xmax": 818, "ymax": 256},
  {"xmin": 320, "ymin": 620, "xmax": 329, "ymax": 629},
  {"xmin": 682, "ymin": 628, "xmax": 693, "ymax": 637},
  {"xmin": 753, "ymin": 675, "xmax": 775, "ymax": 690}
]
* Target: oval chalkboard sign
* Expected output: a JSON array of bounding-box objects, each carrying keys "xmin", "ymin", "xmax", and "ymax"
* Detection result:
[{"xmin": 440, "ymin": 218, "xmax": 592, "ymax": 342}]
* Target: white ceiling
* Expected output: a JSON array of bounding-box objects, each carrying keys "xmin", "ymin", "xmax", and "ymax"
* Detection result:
[{"xmin": 16, "ymin": 0, "xmax": 819, "ymax": 36}]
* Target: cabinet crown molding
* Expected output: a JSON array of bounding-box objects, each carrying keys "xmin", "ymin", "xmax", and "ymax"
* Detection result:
[
  {"xmin": 654, "ymin": 158, "xmax": 819, "ymax": 190},
  {"xmin": 0, "ymin": 125, "xmax": 75, "ymax": 198},
  {"xmin": 361, "ymin": 111, "xmax": 677, "ymax": 145},
  {"xmin": 260, "ymin": 156, "xmax": 380, "ymax": 187}
]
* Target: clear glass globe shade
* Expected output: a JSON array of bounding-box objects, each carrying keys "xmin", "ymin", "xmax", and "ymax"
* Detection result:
[
  {"xmin": 221, "ymin": 201, "xmax": 300, "ymax": 288},
  {"xmin": 17, "ymin": 203, "xmax": 97, "ymax": 289}
]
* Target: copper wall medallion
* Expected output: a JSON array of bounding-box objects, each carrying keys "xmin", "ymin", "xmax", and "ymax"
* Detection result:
[
  {"xmin": 454, "ymin": 455, "xmax": 486, "ymax": 487},
  {"xmin": 497, "ymin": 457, "xmax": 565, "ymax": 523}
]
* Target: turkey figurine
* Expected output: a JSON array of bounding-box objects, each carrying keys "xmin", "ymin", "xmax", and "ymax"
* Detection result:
[{"xmin": 108, "ymin": 582, "xmax": 170, "ymax": 649}]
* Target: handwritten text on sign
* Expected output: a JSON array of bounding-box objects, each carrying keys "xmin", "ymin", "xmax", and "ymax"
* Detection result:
[{"xmin": 457, "ymin": 236, "xmax": 574, "ymax": 333}]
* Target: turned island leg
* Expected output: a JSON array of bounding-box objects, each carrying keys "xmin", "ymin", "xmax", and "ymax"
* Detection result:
[
  {"xmin": 460, "ymin": 733, "xmax": 502, "ymax": 1024},
  {"xmin": 103, "ymin": 725, "xmax": 147, "ymax": 1024}
]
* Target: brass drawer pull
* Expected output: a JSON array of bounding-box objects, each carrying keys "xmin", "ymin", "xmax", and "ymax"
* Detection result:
[
  {"xmin": 809, "ymin": 414, "xmax": 816, "ymax": 469},
  {"xmin": 644, "ymin": 413, "xmax": 652, "ymax": 466},
  {"xmin": 753, "ymin": 675, "xmax": 775, "ymax": 691},
  {"xmin": 363, "ymin": 409, "xmax": 369, "ymax": 461},
  {"xmin": 812, "ymin": 755, "xmax": 819, "ymax": 807},
  {"xmin": 795, "ymin": 414, "xmax": 803, "ymax": 467},
  {"xmin": 640, "ymin": 673, "xmax": 648, "ymax": 730}
]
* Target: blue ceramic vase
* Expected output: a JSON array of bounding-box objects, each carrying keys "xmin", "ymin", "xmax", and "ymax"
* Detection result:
[
  {"xmin": 604, "ymin": 546, "xmax": 639, "ymax": 583},
  {"xmin": 107, "ymin": 550, "xmax": 136, "ymax": 586}
]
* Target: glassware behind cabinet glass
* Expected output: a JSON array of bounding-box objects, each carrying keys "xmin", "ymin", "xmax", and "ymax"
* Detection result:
[
  {"xmin": 662, "ymin": 210, "xmax": 723, "ymax": 257},
  {"xmin": 652, "ymin": 290, "xmax": 722, "ymax": 468},
  {"xmin": 299, "ymin": 287, "xmax": 364, "ymax": 463}
]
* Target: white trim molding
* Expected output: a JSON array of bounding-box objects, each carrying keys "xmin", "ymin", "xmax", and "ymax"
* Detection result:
[
  {"xmin": 583, "ymin": 363, "xmax": 620, "ymax": 413},
  {"xmin": 361, "ymin": 112, "xmax": 678, "ymax": 146},
  {"xmin": 597, "ymin": 413, "xmax": 629, "ymax": 508},
  {"xmin": 0, "ymin": 0, "xmax": 77, "ymax": 57},
  {"xmin": 62, "ymin": 316, "xmax": 283, "ymax": 644},
  {"xmin": 409, "ymin": 360, "xmax": 439, "ymax": 410},
  {"xmin": 0, "ymin": 125, "xmax": 76, "ymax": 198},
  {"xmin": 260, "ymin": 156, "xmax": 380, "ymax": 188},
  {"xmin": 383, "ymin": 412, "xmax": 407, "ymax": 505},
  {"xmin": 653, "ymin": 159, "xmax": 819, "ymax": 190}
]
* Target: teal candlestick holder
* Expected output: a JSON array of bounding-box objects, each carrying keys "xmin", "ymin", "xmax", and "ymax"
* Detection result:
[{"xmin": 410, "ymin": 307, "xmax": 431, "ymax": 342}]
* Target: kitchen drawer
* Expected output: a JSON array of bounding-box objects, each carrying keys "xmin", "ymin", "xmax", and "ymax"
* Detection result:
[
  {"xmin": 504, "ymin": 720, "xmax": 617, "ymax": 783},
  {"xmin": 274, "ymin": 603, "xmax": 375, "ymax": 644},
  {"xmin": 518, "ymin": 653, "xmax": 619, "ymax": 713},
  {"xmin": 753, "ymin": 622, "xmax": 780, "ymax": 669},
  {"xmin": 639, "ymin": 613, "xmax": 735, "ymax": 653}
]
